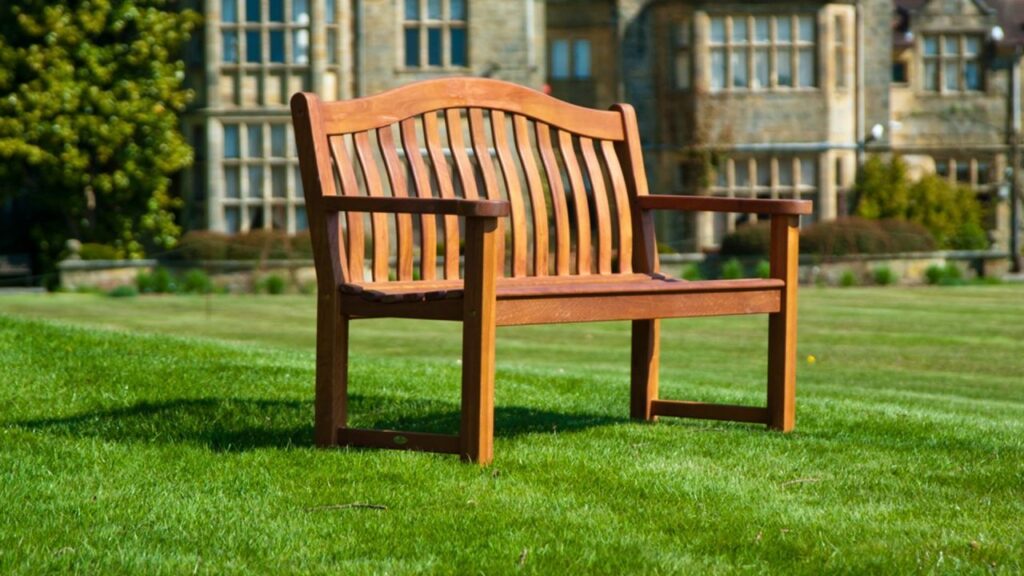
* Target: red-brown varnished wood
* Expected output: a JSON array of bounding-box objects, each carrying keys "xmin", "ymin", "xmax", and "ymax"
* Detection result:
[
  {"xmin": 491, "ymin": 110, "xmax": 528, "ymax": 277},
  {"xmin": 768, "ymin": 214, "xmax": 800, "ymax": 431},
  {"xmin": 639, "ymin": 195, "xmax": 813, "ymax": 215},
  {"xmin": 327, "ymin": 135, "xmax": 365, "ymax": 282},
  {"xmin": 353, "ymin": 131, "xmax": 390, "ymax": 282},
  {"xmin": 468, "ymin": 108, "xmax": 506, "ymax": 276},
  {"xmin": 317, "ymin": 77, "xmax": 625, "ymax": 141},
  {"xmin": 513, "ymin": 114, "xmax": 549, "ymax": 276},
  {"xmin": 339, "ymin": 428, "xmax": 461, "ymax": 453},
  {"xmin": 424, "ymin": 111, "xmax": 460, "ymax": 279},
  {"xmin": 600, "ymin": 139, "xmax": 632, "ymax": 273},
  {"xmin": 650, "ymin": 400, "xmax": 769, "ymax": 424},
  {"xmin": 399, "ymin": 118, "xmax": 437, "ymax": 280},
  {"xmin": 536, "ymin": 122, "xmax": 571, "ymax": 275},
  {"xmin": 559, "ymin": 130, "xmax": 592, "ymax": 274},
  {"xmin": 377, "ymin": 126, "xmax": 414, "ymax": 281},
  {"xmin": 579, "ymin": 137, "xmax": 613, "ymax": 274},
  {"xmin": 445, "ymin": 109, "xmax": 479, "ymax": 201},
  {"xmin": 319, "ymin": 195, "xmax": 508, "ymax": 217},
  {"xmin": 613, "ymin": 103, "xmax": 655, "ymax": 275},
  {"xmin": 631, "ymin": 319, "xmax": 659, "ymax": 420}
]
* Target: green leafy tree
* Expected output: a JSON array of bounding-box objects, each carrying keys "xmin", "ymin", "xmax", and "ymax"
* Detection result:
[
  {"xmin": 0, "ymin": 0, "xmax": 199, "ymax": 279},
  {"xmin": 854, "ymin": 154, "xmax": 988, "ymax": 250}
]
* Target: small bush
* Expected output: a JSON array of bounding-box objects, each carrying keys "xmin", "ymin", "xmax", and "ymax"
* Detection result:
[
  {"xmin": 78, "ymin": 243, "xmax": 121, "ymax": 260},
  {"xmin": 839, "ymin": 270, "xmax": 858, "ymax": 287},
  {"xmin": 681, "ymin": 264, "xmax": 703, "ymax": 280},
  {"xmin": 721, "ymin": 258, "xmax": 744, "ymax": 280},
  {"xmin": 257, "ymin": 274, "xmax": 287, "ymax": 295},
  {"xmin": 755, "ymin": 259, "xmax": 771, "ymax": 279},
  {"xmin": 801, "ymin": 217, "xmax": 936, "ymax": 258},
  {"xmin": 873, "ymin": 266, "xmax": 897, "ymax": 286},
  {"xmin": 181, "ymin": 269, "xmax": 213, "ymax": 294},
  {"xmin": 656, "ymin": 242, "xmax": 677, "ymax": 255},
  {"xmin": 720, "ymin": 222, "xmax": 771, "ymax": 257},
  {"xmin": 107, "ymin": 285, "xmax": 138, "ymax": 298},
  {"xmin": 137, "ymin": 267, "xmax": 175, "ymax": 294},
  {"xmin": 924, "ymin": 263, "xmax": 964, "ymax": 286}
]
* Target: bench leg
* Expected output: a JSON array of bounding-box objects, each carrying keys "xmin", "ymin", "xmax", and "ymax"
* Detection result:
[
  {"xmin": 767, "ymin": 215, "xmax": 799, "ymax": 431},
  {"xmin": 460, "ymin": 218, "xmax": 500, "ymax": 465},
  {"xmin": 314, "ymin": 297, "xmax": 348, "ymax": 447},
  {"xmin": 630, "ymin": 319, "xmax": 660, "ymax": 421}
]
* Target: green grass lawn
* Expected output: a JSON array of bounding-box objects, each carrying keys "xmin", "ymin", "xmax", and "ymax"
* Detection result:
[{"xmin": 1, "ymin": 286, "xmax": 1022, "ymax": 574}]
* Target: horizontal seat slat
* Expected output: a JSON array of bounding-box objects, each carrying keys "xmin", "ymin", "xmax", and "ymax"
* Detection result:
[{"xmin": 340, "ymin": 275, "xmax": 783, "ymax": 304}]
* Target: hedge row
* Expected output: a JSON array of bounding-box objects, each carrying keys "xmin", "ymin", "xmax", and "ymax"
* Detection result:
[{"xmin": 720, "ymin": 217, "xmax": 937, "ymax": 258}]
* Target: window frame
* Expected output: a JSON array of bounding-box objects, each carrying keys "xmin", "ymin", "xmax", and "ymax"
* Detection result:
[
  {"xmin": 920, "ymin": 33, "xmax": 984, "ymax": 93},
  {"xmin": 402, "ymin": 0, "xmax": 469, "ymax": 70},
  {"xmin": 707, "ymin": 14, "xmax": 817, "ymax": 93}
]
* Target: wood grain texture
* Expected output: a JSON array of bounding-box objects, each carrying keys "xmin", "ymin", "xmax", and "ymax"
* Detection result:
[
  {"xmin": 491, "ymin": 110, "xmax": 528, "ymax": 277},
  {"xmin": 639, "ymin": 195, "xmax": 813, "ymax": 215},
  {"xmin": 327, "ymin": 135, "xmax": 365, "ymax": 282},
  {"xmin": 631, "ymin": 319, "xmax": 659, "ymax": 421},
  {"xmin": 650, "ymin": 401, "xmax": 769, "ymax": 424},
  {"xmin": 601, "ymin": 139, "xmax": 632, "ymax": 273},
  {"xmin": 377, "ymin": 126, "xmax": 414, "ymax": 281},
  {"xmin": 353, "ymin": 131, "xmax": 390, "ymax": 282},
  {"xmin": 399, "ymin": 118, "xmax": 437, "ymax": 280},
  {"xmin": 767, "ymin": 214, "xmax": 800, "ymax": 432},
  {"xmin": 536, "ymin": 122, "xmax": 571, "ymax": 275},
  {"xmin": 339, "ymin": 428, "xmax": 461, "ymax": 453},
  {"xmin": 579, "ymin": 137, "xmax": 613, "ymax": 274},
  {"xmin": 513, "ymin": 114, "xmax": 549, "ymax": 276},
  {"xmin": 558, "ymin": 130, "xmax": 592, "ymax": 275},
  {"xmin": 320, "ymin": 195, "xmax": 509, "ymax": 217},
  {"xmin": 423, "ymin": 111, "xmax": 460, "ymax": 279}
]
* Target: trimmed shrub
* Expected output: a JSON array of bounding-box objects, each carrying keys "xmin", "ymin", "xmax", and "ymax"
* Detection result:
[
  {"xmin": 257, "ymin": 274, "xmax": 287, "ymax": 295},
  {"xmin": 720, "ymin": 222, "xmax": 771, "ymax": 257},
  {"xmin": 924, "ymin": 263, "xmax": 964, "ymax": 286},
  {"xmin": 839, "ymin": 270, "xmax": 858, "ymax": 287},
  {"xmin": 107, "ymin": 285, "xmax": 138, "ymax": 298},
  {"xmin": 872, "ymin": 266, "xmax": 896, "ymax": 286},
  {"xmin": 801, "ymin": 217, "xmax": 936, "ymax": 258},
  {"xmin": 681, "ymin": 263, "xmax": 703, "ymax": 280},
  {"xmin": 180, "ymin": 269, "xmax": 213, "ymax": 294},
  {"xmin": 78, "ymin": 243, "xmax": 120, "ymax": 260},
  {"xmin": 755, "ymin": 259, "xmax": 771, "ymax": 279},
  {"xmin": 721, "ymin": 258, "xmax": 744, "ymax": 280},
  {"xmin": 137, "ymin": 267, "xmax": 175, "ymax": 293}
]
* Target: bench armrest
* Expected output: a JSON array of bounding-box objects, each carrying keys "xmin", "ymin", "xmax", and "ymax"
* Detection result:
[
  {"xmin": 319, "ymin": 196, "xmax": 509, "ymax": 218},
  {"xmin": 638, "ymin": 195, "xmax": 812, "ymax": 216}
]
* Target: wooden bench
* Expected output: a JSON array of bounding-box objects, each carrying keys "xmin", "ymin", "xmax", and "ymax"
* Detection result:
[{"xmin": 291, "ymin": 78, "xmax": 811, "ymax": 465}]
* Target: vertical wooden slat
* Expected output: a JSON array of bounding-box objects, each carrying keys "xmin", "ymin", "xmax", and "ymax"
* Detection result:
[
  {"xmin": 400, "ymin": 118, "xmax": 437, "ymax": 281},
  {"xmin": 512, "ymin": 114, "xmax": 549, "ymax": 276},
  {"xmin": 445, "ymin": 109, "xmax": 479, "ymax": 200},
  {"xmin": 630, "ymin": 319, "xmax": 659, "ymax": 421},
  {"xmin": 600, "ymin": 139, "xmax": 632, "ymax": 274},
  {"xmin": 768, "ymin": 214, "xmax": 799, "ymax": 432},
  {"xmin": 461, "ymin": 216, "xmax": 500, "ymax": 465},
  {"xmin": 328, "ymin": 135, "xmax": 365, "ymax": 282},
  {"xmin": 613, "ymin": 104, "xmax": 654, "ymax": 275},
  {"xmin": 377, "ymin": 126, "xmax": 414, "ymax": 281},
  {"xmin": 558, "ymin": 130, "xmax": 591, "ymax": 275},
  {"xmin": 353, "ymin": 131, "xmax": 390, "ymax": 282},
  {"xmin": 424, "ymin": 111, "xmax": 460, "ymax": 279},
  {"xmin": 468, "ymin": 108, "xmax": 505, "ymax": 277},
  {"xmin": 491, "ymin": 111, "xmax": 528, "ymax": 278},
  {"xmin": 579, "ymin": 137, "xmax": 612, "ymax": 274},
  {"xmin": 536, "ymin": 122, "xmax": 571, "ymax": 276}
]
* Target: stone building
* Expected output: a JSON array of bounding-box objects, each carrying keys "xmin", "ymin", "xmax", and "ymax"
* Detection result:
[
  {"xmin": 548, "ymin": 0, "xmax": 1024, "ymax": 253},
  {"xmin": 180, "ymin": 0, "xmax": 545, "ymax": 235}
]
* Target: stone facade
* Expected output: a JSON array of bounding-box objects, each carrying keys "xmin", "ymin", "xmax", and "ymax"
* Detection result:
[{"xmin": 181, "ymin": 0, "xmax": 545, "ymax": 236}]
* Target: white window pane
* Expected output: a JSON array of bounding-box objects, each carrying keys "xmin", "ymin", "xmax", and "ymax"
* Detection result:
[
  {"xmin": 428, "ymin": 0, "xmax": 441, "ymax": 19},
  {"xmin": 798, "ymin": 16, "xmax": 814, "ymax": 43},
  {"xmin": 550, "ymin": 40, "xmax": 569, "ymax": 79},
  {"xmin": 270, "ymin": 30, "xmax": 285, "ymax": 63},
  {"xmin": 924, "ymin": 37, "xmax": 938, "ymax": 56},
  {"xmin": 269, "ymin": 0, "xmax": 283, "ymax": 22},
  {"xmin": 292, "ymin": 0, "xmax": 309, "ymax": 22},
  {"xmin": 710, "ymin": 17, "xmax": 726, "ymax": 44},
  {"xmin": 272, "ymin": 166, "xmax": 288, "ymax": 198},
  {"xmin": 944, "ymin": 37, "xmax": 958, "ymax": 55},
  {"xmin": 295, "ymin": 206, "xmax": 308, "ymax": 231},
  {"xmin": 225, "ymin": 207, "xmax": 240, "ymax": 233},
  {"xmin": 800, "ymin": 158, "xmax": 817, "ymax": 187},
  {"xmin": 326, "ymin": 0, "xmax": 336, "ymax": 23},
  {"xmin": 776, "ymin": 17, "xmax": 792, "ymax": 43},
  {"xmin": 245, "ymin": 0, "xmax": 259, "ymax": 22},
  {"xmin": 224, "ymin": 167, "xmax": 241, "ymax": 198},
  {"xmin": 222, "ymin": 31, "xmax": 238, "ymax": 63},
  {"xmin": 733, "ymin": 18, "xmax": 748, "ymax": 43},
  {"xmin": 272, "ymin": 205, "xmax": 287, "ymax": 230},
  {"xmin": 711, "ymin": 49, "xmax": 726, "ymax": 89},
  {"xmin": 757, "ymin": 161, "xmax": 771, "ymax": 186},
  {"xmin": 798, "ymin": 48, "xmax": 814, "ymax": 87},
  {"xmin": 450, "ymin": 28, "xmax": 467, "ymax": 66},
  {"xmin": 675, "ymin": 52, "xmax": 691, "ymax": 89},
  {"xmin": 293, "ymin": 29, "xmax": 309, "ymax": 64},
  {"xmin": 754, "ymin": 18, "xmax": 770, "ymax": 43},
  {"xmin": 924, "ymin": 61, "xmax": 938, "ymax": 90},
  {"xmin": 271, "ymin": 125, "xmax": 287, "ymax": 157},
  {"xmin": 944, "ymin": 61, "xmax": 958, "ymax": 90},
  {"xmin": 715, "ymin": 164, "xmax": 727, "ymax": 188},
  {"xmin": 224, "ymin": 125, "xmax": 240, "ymax": 158},
  {"xmin": 777, "ymin": 48, "xmax": 792, "ymax": 85},
  {"xmin": 248, "ymin": 166, "xmax": 264, "ymax": 199},
  {"xmin": 778, "ymin": 159, "xmax": 793, "ymax": 186},
  {"xmin": 222, "ymin": 0, "xmax": 237, "ymax": 22},
  {"xmin": 450, "ymin": 0, "xmax": 466, "ymax": 20},
  {"xmin": 245, "ymin": 30, "xmax": 261, "ymax": 62},
  {"xmin": 294, "ymin": 166, "xmax": 303, "ymax": 196},
  {"xmin": 964, "ymin": 36, "xmax": 980, "ymax": 56},
  {"xmin": 754, "ymin": 49, "xmax": 769, "ymax": 89},
  {"xmin": 965, "ymin": 60, "xmax": 981, "ymax": 90},
  {"xmin": 247, "ymin": 125, "xmax": 262, "ymax": 157},
  {"xmin": 573, "ymin": 40, "xmax": 591, "ymax": 79},
  {"xmin": 735, "ymin": 161, "xmax": 749, "ymax": 187},
  {"xmin": 405, "ymin": 0, "xmax": 418, "ymax": 20},
  {"xmin": 732, "ymin": 51, "xmax": 748, "ymax": 88}
]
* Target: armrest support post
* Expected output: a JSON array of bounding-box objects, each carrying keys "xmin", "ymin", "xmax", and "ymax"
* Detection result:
[{"xmin": 767, "ymin": 214, "xmax": 800, "ymax": 432}]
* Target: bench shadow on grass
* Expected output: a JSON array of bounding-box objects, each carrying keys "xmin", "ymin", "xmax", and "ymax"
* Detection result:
[{"xmin": 15, "ymin": 395, "xmax": 625, "ymax": 452}]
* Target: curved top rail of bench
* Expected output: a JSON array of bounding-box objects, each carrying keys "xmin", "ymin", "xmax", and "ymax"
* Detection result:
[{"xmin": 292, "ymin": 77, "xmax": 627, "ymax": 141}]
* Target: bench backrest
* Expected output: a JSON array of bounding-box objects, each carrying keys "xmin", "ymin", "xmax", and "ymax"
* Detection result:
[{"xmin": 291, "ymin": 77, "xmax": 655, "ymax": 287}]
